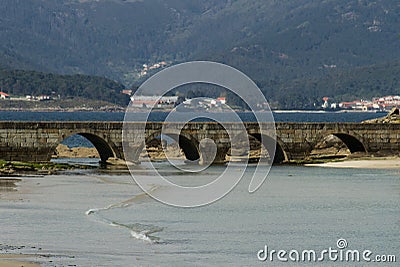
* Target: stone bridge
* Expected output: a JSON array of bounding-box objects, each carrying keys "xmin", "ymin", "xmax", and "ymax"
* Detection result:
[{"xmin": 0, "ymin": 121, "xmax": 399, "ymax": 164}]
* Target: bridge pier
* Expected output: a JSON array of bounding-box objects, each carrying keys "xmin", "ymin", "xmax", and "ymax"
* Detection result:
[
  {"xmin": 121, "ymin": 142, "xmax": 144, "ymax": 164},
  {"xmin": 198, "ymin": 140, "xmax": 229, "ymax": 165},
  {"xmin": 0, "ymin": 148, "xmax": 53, "ymax": 162},
  {"xmin": 0, "ymin": 122, "xmax": 399, "ymax": 164}
]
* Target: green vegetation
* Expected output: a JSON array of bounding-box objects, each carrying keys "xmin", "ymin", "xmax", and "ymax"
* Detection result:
[
  {"xmin": 0, "ymin": 0, "xmax": 399, "ymax": 108},
  {"xmin": 0, "ymin": 97, "xmax": 124, "ymax": 111},
  {"xmin": 174, "ymin": 60, "xmax": 400, "ymax": 109},
  {"xmin": 260, "ymin": 60, "xmax": 400, "ymax": 109},
  {"xmin": 0, "ymin": 160, "xmax": 68, "ymax": 170},
  {"xmin": 0, "ymin": 69, "xmax": 130, "ymax": 106},
  {"xmin": 0, "ymin": 160, "xmax": 95, "ymax": 175}
]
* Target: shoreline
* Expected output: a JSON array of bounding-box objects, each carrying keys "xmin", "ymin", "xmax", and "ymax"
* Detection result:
[
  {"xmin": 1, "ymin": 156, "xmax": 400, "ymax": 177},
  {"xmin": 0, "ymin": 108, "xmax": 125, "ymax": 113},
  {"xmin": 0, "ymin": 108, "xmax": 390, "ymax": 114},
  {"xmin": 305, "ymin": 156, "xmax": 400, "ymax": 169},
  {"xmin": 0, "ymin": 254, "xmax": 41, "ymax": 267},
  {"xmin": 0, "ymin": 160, "xmax": 96, "ymax": 177}
]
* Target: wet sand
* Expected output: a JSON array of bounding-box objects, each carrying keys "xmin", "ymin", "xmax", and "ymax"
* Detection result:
[
  {"xmin": 0, "ymin": 180, "xmax": 42, "ymax": 267},
  {"xmin": 0, "ymin": 255, "xmax": 40, "ymax": 267},
  {"xmin": 306, "ymin": 157, "xmax": 400, "ymax": 169}
]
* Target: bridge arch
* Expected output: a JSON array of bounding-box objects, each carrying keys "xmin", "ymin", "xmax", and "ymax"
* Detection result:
[
  {"xmin": 145, "ymin": 132, "xmax": 200, "ymax": 161},
  {"xmin": 54, "ymin": 133, "xmax": 117, "ymax": 163},
  {"xmin": 332, "ymin": 133, "xmax": 366, "ymax": 153},
  {"xmin": 316, "ymin": 133, "xmax": 367, "ymax": 154},
  {"xmin": 248, "ymin": 134, "xmax": 288, "ymax": 164}
]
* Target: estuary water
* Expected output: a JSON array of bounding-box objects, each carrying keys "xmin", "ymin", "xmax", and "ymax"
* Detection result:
[
  {"xmin": 0, "ymin": 110, "xmax": 385, "ymax": 122},
  {"xmin": 0, "ymin": 164, "xmax": 399, "ymax": 266},
  {"xmin": 0, "ymin": 111, "xmax": 398, "ymax": 266}
]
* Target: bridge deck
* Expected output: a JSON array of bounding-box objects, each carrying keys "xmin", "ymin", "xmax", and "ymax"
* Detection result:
[{"xmin": 0, "ymin": 121, "xmax": 399, "ymax": 163}]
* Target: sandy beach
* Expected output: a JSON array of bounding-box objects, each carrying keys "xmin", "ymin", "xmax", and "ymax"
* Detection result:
[
  {"xmin": 0, "ymin": 255, "xmax": 40, "ymax": 267},
  {"xmin": 306, "ymin": 157, "xmax": 400, "ymax": 169}
]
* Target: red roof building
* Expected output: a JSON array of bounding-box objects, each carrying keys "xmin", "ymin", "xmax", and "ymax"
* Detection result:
[{"xmin": 0, "ymin": 92, "xmax": 10, "ymax": 99}]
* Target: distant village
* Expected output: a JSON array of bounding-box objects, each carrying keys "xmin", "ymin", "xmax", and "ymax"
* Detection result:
[
  {"xmin": 0, "ymin": 91, "xmax": 54, "ymax": 101},
  {"xmin": 322, "ymin": 95, "xmax": 400, "ymax": 112},
  {"xmin": 128, "ymin": 94, "xmax": 228, "ymax": 111},
  {"xmin": 138, "ymin": 61, "xmax": 169, "ymax": 78},
  {"xmin": 127, "ymin": 93, "xmax": 400, "ymax": 112}
]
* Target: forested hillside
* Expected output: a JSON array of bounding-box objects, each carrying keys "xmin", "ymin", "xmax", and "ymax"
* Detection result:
[
  {"xmin": 261, "ymin": 60, "xmax": 400, "ymax": 109},
  {"xmin": 0, "ymin": 0, "xmax": 399, "ymax": 108},
  {"xmin": 0, "ymin": 68, "xmax": 129, "ymax": 106}
]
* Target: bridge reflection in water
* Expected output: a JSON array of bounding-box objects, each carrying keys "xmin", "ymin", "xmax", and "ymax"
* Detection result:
[{"xmin": 0, "ymin": 122, "xmax": 399, "ymax": 164}]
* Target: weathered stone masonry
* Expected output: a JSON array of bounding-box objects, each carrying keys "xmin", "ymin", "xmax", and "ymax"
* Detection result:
[{"xmin": 0, "ymin": 121, "xmax": 399, "ymax": 163}]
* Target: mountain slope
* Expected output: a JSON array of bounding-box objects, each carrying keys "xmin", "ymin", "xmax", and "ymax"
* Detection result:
[
  {"xmin": 0, "ymin": 68, "xmax": 129, "ymax": 105},
  {"xmin": 187, "ymin": 0, "xmax": 400, "ymax": 81},
  {"xmin": 262, "ymin": 60, "xmax": 400, "ymax": 109},
  {"xmin": 0, "ymin": 0, "xmax": 399, "ymax": 107}
]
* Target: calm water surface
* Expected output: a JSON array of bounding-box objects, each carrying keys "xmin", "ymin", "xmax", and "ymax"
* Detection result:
[
  {"xmin": 0, "ymin": 164, "xmax": 399, "ymax": 266},
  {"xmin": 0, "ymin": 110, "xmax": 385, "ymax": 122}
]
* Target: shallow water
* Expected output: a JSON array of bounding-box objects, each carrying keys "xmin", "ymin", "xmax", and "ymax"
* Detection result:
[{"xmin": 0, "ymin": 164, "xmax": 399, "ymax": 266}]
